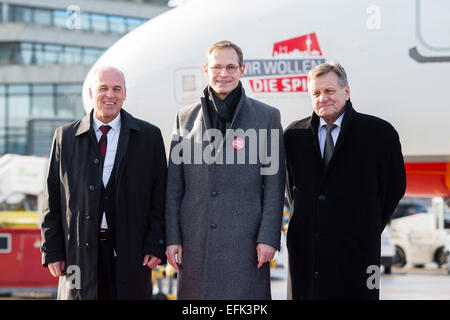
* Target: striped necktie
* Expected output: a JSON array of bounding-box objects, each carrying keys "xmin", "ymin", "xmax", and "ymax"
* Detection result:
[{"xmin": 99, "ymin": 125, "xmax": 111, "ymax": 167}]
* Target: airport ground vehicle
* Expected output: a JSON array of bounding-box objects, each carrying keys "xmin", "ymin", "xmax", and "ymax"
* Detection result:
[
  {"xmin": 390, "ymin": 198, "xmax": 448, "ymax": 269},
  {"xmin": 0, "ymin": 154, "xmax": 48, "ymax": 210}
]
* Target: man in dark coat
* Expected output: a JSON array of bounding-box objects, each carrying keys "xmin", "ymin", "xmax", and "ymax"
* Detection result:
[
  {"xmin": 284, "ymin": 62, "xmax": 406, "ymax": 300},
  {"xmin": 40, "ymin": 66, "xmax": 167, "ymax": 299},
  {"xmin": 165, "ymin": 41, "xmax": 285, "ymax": 299}
]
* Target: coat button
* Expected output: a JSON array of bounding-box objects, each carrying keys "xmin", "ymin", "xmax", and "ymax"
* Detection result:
[
  {"xmin": 89, "ymin": 185, "xmax": 95, "ymax": 191},
  {"xmin": 85, "ymin": 242, "xmax": 91, "ymax": 248},
  {"xmin": 86, "ymin": 215, "xmax": 91, "ymax": 220},
  {"xmin": 41, "ymin": 245, "xmax": 47, "ymax": 252},
  {"xmin": 314, "ymin": 271, "xmax": 319, "ymax": 279},
  {"xmin": 211, "ymin": 191, "xmax": 218, "ymax": 197},
  {"xmin": 209, "ymin": 223, "xmax": 217, "ymax": 229},
  {"xmin": 318, "ymin": 195, "xmax": 326, "ymax": 201},
  {"xmin": 93, "ymin": 158, "xmax": 100, "ymax": 165}
]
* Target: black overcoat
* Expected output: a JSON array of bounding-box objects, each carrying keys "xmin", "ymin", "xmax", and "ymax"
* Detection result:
[
  {"xmin": 284, "ymin": 101, "xmax": 406, "ymax": 300},
  {"xmin": 40, "ymin": 109, "xmax": 167, "ymax": 299}
]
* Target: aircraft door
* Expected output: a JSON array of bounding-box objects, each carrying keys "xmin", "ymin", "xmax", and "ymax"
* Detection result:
[
  {"xmin": 410, "ymin": 0, "xmax": 450, "ymax": 62},
  {"xmin": 173, "ymin": 67, "xmax": 205, "ymax": 105}
]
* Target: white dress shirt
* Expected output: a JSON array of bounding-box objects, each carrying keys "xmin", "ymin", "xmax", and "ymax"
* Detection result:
[
  {"xmin": 92, "ymin": 113, "xmax": 121, "ymax": 229},
  {"xmin": 318, "ymin": 112, "xmax": 344, "ymax": 158}
]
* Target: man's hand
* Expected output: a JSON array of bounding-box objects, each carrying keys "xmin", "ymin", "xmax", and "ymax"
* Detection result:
[
  {"xmin": 256, "ymin": 243, "xmax": 276, "ymax": 269},
  {"xmin": 48, "ymin": 261, "xmax": 66, "ymax": 277},
  {"xmin": 143, "ymin": 254, "xmax": 162, "ymax": 269},
  {"xmin": 166, "ymin": 244, "xmax": 183, "ymax": 271}
]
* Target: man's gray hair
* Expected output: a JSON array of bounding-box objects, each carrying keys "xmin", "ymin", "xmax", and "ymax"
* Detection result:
[{"xmin": 307, "ymin": 62, "xmax": 348, "ymax": 88}]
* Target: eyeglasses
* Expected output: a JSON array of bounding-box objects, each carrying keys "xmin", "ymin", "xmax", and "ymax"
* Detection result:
[{"xmin": 208, "ymin": 65, "xmax": 240, "ymax": 74}]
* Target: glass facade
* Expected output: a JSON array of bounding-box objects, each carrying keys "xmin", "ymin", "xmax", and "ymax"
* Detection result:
[
  {"xmin": 0, "ymin": 83, "xmax": 84, "ymax": 156},
  {"xmin": 8, "ymin": 5, "xmax": 148, "ymax": 34},
  {"xmin": 0, "ymin": 42, "xmax": 104, "ymax": 65},
  {"xmin": 0, "ymin": 2, "xmax": 160, "ymax": 156}
]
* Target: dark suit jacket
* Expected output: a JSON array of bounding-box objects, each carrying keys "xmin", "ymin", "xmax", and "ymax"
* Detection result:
[
  {"xmin": 284, "ymin": 100, "xmax": 406, "ymax": 299},
  {"xmin": 41, "ymin": 109, "xmax": 167, "ymax": 299}
]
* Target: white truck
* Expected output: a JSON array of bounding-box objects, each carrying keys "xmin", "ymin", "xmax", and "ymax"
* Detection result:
[
  {"xmin": 0, "ymin": 154, "xmax": 48, "ymax": 212},
  {"xmin": 390, "ymin": 197, "xmax": 448, "ymax": 269}
]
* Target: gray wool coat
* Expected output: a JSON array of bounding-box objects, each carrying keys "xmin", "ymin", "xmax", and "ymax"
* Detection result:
[{"xmin": 165, "ymin": 87, "xmax": 285, "ymax": 300}]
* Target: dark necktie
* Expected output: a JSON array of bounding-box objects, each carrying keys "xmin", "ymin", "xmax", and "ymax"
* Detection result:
[
  {"xmin": 99, "ymin": 125, "xmax": 111, "ymax": 167},
  {"xmin": 323, "ymin": 123, "xmax": 337, "ymax": 167}
]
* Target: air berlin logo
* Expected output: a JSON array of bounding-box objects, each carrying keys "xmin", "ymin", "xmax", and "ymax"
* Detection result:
[{"xmin": 244, "ymin": 33, "xmax": 326, "ymax": 93}]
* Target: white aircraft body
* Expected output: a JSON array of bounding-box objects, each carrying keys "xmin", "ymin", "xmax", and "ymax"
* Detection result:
[{"xmin": 82, "ymin": 0, "xmax": 450, "ymax": 199}]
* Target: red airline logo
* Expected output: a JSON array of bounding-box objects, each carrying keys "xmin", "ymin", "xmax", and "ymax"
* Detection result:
[
  {"xmin": 272, "ymin": 32, "xmax": 323, "ymax": 57},
  {"xmin": 244, "ymin": 33, "xmax": 325, "ymax": 93}
]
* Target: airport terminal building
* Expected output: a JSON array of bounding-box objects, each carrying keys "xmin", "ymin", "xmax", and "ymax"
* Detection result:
[{"xmin": 0, "ymin": 0, "xmax": 169, "ymax": 156}]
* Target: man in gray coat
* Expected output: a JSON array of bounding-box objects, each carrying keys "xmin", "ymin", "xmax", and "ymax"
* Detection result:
[{"xmin": 165, "ymin": 41, "xmax": 285, "ymax": 300}]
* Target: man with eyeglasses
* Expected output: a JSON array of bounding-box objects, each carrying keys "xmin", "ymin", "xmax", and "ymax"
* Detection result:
[{"xmin": 165, "ymin": 40, "xmax": 285, "ymax": 299}]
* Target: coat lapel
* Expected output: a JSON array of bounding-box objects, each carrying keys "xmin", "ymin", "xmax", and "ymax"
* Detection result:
[
  {"xmin": 75, "ymin": 111, "xmax": 102, "ymax": 158},
  {"xmin": 331, "ymin": 100, "xmax": 355, "ymax": 163},
  {"xmin": 226, "ymin": 86, "xmax": 245, "ymax": 131},
  {"xmin": 75, "ymin": 112, "xmax": 91, "ymax": 137},
  {"xmin": 200, "ymin": 96, "xmax": 214, "ymax": 144},
  {"xmin": 309, "ymin": 113, "xmax": 325, "ymax": 172},
  {"xmin": 113, "ymin": 109, "xmax": 140, "ymax": 191}
]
